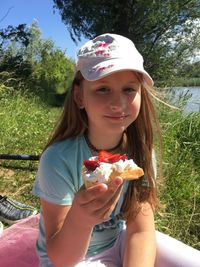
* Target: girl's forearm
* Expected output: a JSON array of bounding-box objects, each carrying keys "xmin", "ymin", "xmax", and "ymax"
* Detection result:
[
  {"xmin": 123, "ymin": 231, "xmax": 156, "ymax": 267},
  {"xmin": 46, "ymin": 209, "xmax": 93, "ymax": 267}
]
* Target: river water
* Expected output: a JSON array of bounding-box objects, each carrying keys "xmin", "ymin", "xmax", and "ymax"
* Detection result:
[{"xmin": 170, "ymin": 87, "xmax": 200, "ymax": 113}]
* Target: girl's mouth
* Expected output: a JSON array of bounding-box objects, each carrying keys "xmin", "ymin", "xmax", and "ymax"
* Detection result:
[{"xmin": 104, "ymin": 115, "xmax": 128, "ymax": 120}]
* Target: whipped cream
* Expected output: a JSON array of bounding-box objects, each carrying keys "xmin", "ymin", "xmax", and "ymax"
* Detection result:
[{"xmin": 83, "ymin": 156, "xmax": 138, "ymax": 184}]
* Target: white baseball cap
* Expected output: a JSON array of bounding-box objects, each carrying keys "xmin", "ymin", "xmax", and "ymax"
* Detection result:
[{"xmin": 76, "ymin": 33, "xmax": 153, "ymax": 86}]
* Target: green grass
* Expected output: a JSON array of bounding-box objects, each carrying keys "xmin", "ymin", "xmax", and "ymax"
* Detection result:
[
  {"xmin": 0, "ymin": 85, "xmax": 199, "ymax": 250},
  {"xmin": 155, "ymin": 102, "xmax": 200, "ymax": 249},
  {"xmin": 0, "ymin": 86, "xmax": 61, "ymax": 208}
]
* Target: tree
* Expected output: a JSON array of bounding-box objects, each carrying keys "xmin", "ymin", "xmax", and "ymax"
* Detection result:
[
  {"xmin": 34, "ymin": 47, "xmax": 74, "ymax": 105},
  {"xmin": 0, "ymin": 21, "xmax": 74, "ymax": 105},
  {"xmin": 53, "ymin": 0, "xmax": 200, "ymax": 83},
  {"xmin": 0, "ymin": 24, "xmax": 33, "ymax": 84},
  {"xmin": 26, "ymin": 21, "xmax": 75, "ymax": 103},
  {"xmin": 0, "ymin": 23, "xmax": 31, "ymax": 50}
]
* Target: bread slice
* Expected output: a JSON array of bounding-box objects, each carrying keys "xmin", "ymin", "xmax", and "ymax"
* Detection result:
[{"xmin": 83, "ymin": 164, "xmax": 144, "ymax": 188}]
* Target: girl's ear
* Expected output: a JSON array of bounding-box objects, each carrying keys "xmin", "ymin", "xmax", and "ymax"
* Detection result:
[{"xmin": 73, "ymin": 85, "xmax": 84, "ymax": 109}]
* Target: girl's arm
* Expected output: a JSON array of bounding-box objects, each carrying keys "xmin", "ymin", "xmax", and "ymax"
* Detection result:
[
  {"xmin": 42, "ymin": 199, "xmax": 93, "ymax": 267},
  {"xmin": 123, "ymin": 202, "xmax": 156, "ymax": 267},
  {"xmin": 42, "ymin": 178, "xmax": 123, "ymax": 267}
]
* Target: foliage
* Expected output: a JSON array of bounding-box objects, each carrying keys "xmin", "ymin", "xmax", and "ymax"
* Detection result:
[
  {"xmin": 177, "ymin": 60, "xmax": 200, "ymax": 78},
  {"xmin": 171, "ymin": 77, "xmax": 200, "ymax": 87},
  {"xmin": 0, "ymin": 21, "xmax": 74, "ymax": 106},
  {"xmin": 0, "ymin": 24, "xmax": 31, "ymax": 50},
  {"xmin": 53, "ymin": 0, "xmax": 200, "ymax": 84},
  {"xmin": 0, "ymin": 24, "xmax": 33, "ymax": 85},
  {"xmin": 0, "ymin": 53, "xmax": 33, "ymax": 82},
  {"xmin": 33, "ymin": 47, "xmax": 74, "ymax": 105}
]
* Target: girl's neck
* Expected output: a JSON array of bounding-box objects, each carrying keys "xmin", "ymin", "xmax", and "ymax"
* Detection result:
[{"xmin": 85, "ymin": 131, "xmax": 126, "ymax": 155}]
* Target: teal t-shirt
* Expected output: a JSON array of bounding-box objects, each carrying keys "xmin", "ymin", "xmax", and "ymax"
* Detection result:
[{"xmin": 32, "ymin": 135, "xmax": 129, "ymax": 266}]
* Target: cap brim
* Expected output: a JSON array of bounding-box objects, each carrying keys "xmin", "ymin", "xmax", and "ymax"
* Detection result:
[{"xmin": 80, "ymin": 58, "xmax": 153, "ymax": 86}]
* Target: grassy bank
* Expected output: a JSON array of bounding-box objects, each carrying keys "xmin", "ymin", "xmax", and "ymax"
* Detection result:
[
  {"xmin": 0, "ymin": 87, "xmax": 60, "ymax": 207},
  {"xmin": 0, "ymin": 87, "xmax": 199, "ymax": 249},
  {"xmin": 172, "ymin": 77, "xmax": 200, "ymax": 87},
  {"xmin": 156, "ymin": 102, "xmax": 200, "ymax": 249}
]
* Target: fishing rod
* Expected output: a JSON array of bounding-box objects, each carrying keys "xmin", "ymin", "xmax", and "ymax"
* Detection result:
[{"xmin": 0, "ymin": 154, "xmax": 40, "ymax": 161}]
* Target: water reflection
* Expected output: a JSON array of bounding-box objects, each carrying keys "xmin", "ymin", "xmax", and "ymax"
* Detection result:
[{"xmin": 170, "ymin": 87, "xmax": 200, "ymax": 113}]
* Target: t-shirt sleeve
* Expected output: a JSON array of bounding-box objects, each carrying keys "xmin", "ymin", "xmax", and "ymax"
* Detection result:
[{"xmin": 32, "ymin": 147, "xmax": 77, "ymax": 205}]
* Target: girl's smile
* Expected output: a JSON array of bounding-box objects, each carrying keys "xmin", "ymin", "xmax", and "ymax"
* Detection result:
[{"xmin": 104, "ymin": 113, "xmax": 129, "ymax": 121}]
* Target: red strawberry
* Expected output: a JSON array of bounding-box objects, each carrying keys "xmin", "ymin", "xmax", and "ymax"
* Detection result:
[
  {"xmin": 98, "ymin": 150, "xmax": 128, "ymax": 163},
  {"xmin": 98, "ymin": 150, "xmax": 113, "ymax": 162},
  {"xmin": 120, "ymin": 154, "xmax": 128, "ymax": 161},
  {"xmin": 84, "ymin": 160, "xmax": 100, "ymax": 171},
  {"xmin": 106, "ymin": 154, "xmax": 121, "ymax": 163}
]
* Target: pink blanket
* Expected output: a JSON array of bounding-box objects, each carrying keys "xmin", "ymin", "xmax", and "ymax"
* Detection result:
[{"xmin": 0, "ymin": 214, "xmax": 40, "ymax": 267}]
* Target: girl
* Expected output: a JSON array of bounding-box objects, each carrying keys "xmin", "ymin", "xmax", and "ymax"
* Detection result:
[{"xmin": 32, "ymin": 33, "xmax": 200, "ymax": 267}]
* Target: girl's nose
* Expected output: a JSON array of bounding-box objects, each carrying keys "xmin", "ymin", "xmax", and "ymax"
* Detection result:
[{"xmin": 109, "ymin": 94, "xmax": 126, "ymax": 111}]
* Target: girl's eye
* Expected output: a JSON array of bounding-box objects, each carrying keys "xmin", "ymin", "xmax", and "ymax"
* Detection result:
[
  {"xmin": 123, "ymin": 87, "xmax": 137, "ymax": 94},
  {"xmin": 96, "ymin": 87, "xmax": 110, "ymax": 93}
]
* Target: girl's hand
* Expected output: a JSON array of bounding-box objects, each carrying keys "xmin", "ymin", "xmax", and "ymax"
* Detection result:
[
  {"xmin": 68, "ymin": 177, "xmax": 123, "ymax": 228},
  {"xmin": 41, "ymin": 177, "xmax": 123, "ymax": 266}
]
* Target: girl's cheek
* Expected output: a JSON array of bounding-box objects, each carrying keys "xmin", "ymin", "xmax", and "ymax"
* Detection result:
[{"xmin": 93, "ymin": 94, "xmax": 110, "ymax": 104}]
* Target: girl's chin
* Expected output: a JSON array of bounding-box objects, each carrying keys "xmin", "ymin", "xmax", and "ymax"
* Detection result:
[{"xmin": 104, "ymin": 125, "xmax": 127, "ymax": 135}]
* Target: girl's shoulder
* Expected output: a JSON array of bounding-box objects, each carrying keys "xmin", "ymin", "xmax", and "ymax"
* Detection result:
[
  {"xmin": 41, "ymin": 135, "xmax": 89, "ymax": 164},
  {"xmin": 45, "ymin": 136, "xmax": 80, "ymax": 152}
]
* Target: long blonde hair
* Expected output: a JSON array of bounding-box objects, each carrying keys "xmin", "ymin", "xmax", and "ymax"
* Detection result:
[
  {"xmin": 44, "ymin": 71, "xmax": 161, "ymax": 220},
  {"xmin": 122, "ymin": 78, "xmax": 161, "ymax": 219}
]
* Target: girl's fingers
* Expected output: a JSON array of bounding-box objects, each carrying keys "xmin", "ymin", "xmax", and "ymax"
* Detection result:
[
  {"xmin": 71, "ymin": 177, "xmax": 124, "ymax": 226},
  {"xmin": 77, "ymin": 177, "xmax": 123, "ymax": 205},
  {"xmin": 81, "ymin": 177, "xmax": 123, "ymax": 211},
  {"xmin": 108, "ymin": 177, "xmax": 123, "ymax": 192},
  {"xmin": 76, "ymin": 183, "xmax": 108, "ymax": 204}
]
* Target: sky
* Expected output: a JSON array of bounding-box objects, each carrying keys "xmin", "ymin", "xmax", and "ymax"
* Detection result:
[{"xmin": 0, "ymin": 0, "xmax": 88, "ymax": 59}]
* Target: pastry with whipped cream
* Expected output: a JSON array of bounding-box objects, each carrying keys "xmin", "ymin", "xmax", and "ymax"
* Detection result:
[{"xmin": 82, "ymin": 150, "xmax": 144, "ymax": 188}]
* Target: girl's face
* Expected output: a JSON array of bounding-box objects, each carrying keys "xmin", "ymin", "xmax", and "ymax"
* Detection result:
[{"xmin": 74, "ymin": 71, "xmax": 141, "ymax": 137}]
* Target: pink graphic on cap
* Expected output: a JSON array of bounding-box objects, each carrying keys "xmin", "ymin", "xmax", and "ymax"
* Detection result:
[
  {"xmin": 95, "ymin": 50, "xmax": 110, "ymax": 57},
  {"xmin": 96, "ymin": 42, "xmax": 110, "ymax": 48},
  {"xmin": 94, "ymin": 41, "xmax": 113, "ymax": 58},
  {"xmin": 91, "ymin": 64, "xmax": 114, "ymax": 73}
]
